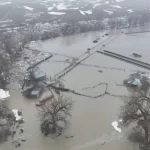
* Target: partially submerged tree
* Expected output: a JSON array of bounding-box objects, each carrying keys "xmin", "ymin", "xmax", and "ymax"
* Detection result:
[
  {"xmin": 120, "ymin": 88, "xmax": 150, "ymax": 150},
  {"xmin": 0, "ymin": 53, "xmax": 10, "ymax": 89},
  {"xmin": 0, "ymin": 103, "xmax": 15, "ymax": 141},
  {"xmin": 0, "ymin": 33, "xmax": 19, "ymax": 62},
  {"xmin": 38, "ymin": 95, "xmax": 73, "ymax": 136}
]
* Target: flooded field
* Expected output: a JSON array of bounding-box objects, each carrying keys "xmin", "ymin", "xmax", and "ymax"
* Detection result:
[
  {"xmin": 1, "ymin": 30, "xmax": 150, "ymax": 150},
  {"xmin": 105, "ymin": 32, "xmax": 150, "ymax": 64}
]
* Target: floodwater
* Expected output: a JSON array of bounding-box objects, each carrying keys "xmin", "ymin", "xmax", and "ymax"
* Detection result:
[{"xmin": 2, "ymin": 30, "xmax": 150, "ymax": 150}]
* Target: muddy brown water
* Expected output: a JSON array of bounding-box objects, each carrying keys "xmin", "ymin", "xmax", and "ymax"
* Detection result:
[{"xmin": 2, "ymin": 30, "xmax": 150, "ymax": 150}]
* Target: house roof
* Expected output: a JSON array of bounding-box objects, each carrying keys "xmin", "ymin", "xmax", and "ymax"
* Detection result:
[
  {"xmin": 33, "ymin": 71, "xmax": 46, "ymax": 79},
  {"xmin": 31, "ymin": 90, "xmax": 40, "ymax": 96}
]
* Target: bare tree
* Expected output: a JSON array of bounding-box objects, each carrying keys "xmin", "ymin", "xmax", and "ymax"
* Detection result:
[
  {"xmin": 38, "ymin": 95, "xmax": 73, "ymax": 136},
  {"xmin": 0, "ymin": 53, "xmax": 10, "ymax": 89},
  {"xmin": 0, "ymin": 103, "xmax": 15, "ymax": 141},
  {"xmin": 120, "ymin": 88, "xmax": 150, "ymax": 150},
  {"xmin": 0, "ymin": 104, "xmax": 15, "ymax": 126},
  {"xmin": 0, "ymin": 33, "xmax": 16, "ymax": 62}
]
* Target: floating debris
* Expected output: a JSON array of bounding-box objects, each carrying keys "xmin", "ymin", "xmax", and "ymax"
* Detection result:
[
  {"xmin": 131, "ymin": 53, "xmax": 142, "ymax": 58},
  {"xmin": 111, "ymin": 121, "xmax": 121, "ymax": 132}
]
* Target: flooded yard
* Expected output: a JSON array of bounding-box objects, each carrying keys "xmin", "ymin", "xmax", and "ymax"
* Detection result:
[{"xmin": 1, "ymin": 30, "xmax": 150, "ymax": 150}]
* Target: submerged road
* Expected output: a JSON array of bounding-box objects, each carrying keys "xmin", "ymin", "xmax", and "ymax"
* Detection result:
[{"xmin": 55, "ymin": 34, "xmax": 121, "ymax": 79}]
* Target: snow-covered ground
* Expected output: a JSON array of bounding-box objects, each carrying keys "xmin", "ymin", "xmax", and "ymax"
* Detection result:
[
  {"xmin": 127, "ymin": 9, "xmax": 134, "ymax": 13},
  {"xmin": 116, "ymin": 0, "xmax": 125, "ymax": 2},
  {"xmin": 112, "ymin": 121, "xmax": 122, "ymax": 132},
  {"xmin": 0, "ymin": 2, "xmax": 12, "ymax": 6},
  {"xmin": 0, "ymin": 0, "xmax": 149, "ymax": 28},
  {"xmin": 111, "ymin": 5, "xmax": 122, "ymax": 9},
  {"xmin": 23, "ymin": 6, "xmax": 34, "ymax": 11},
  {"xmin": 93, "ymin": 3, "xmax": 101, "ymax": 8},
  {"xmin": 48, "ymin": 11, "xmax": 66, "ymax": 15},
  {"xmin": 103, "ymin": 10, "xmax": 113, "ymax": 15},
  {"xmin": 79, "ymin": 10, "xmax": 92, "ymax": 15},
  {"xmin": 0, "ymin": 20, "xmax": 13, "ymax": 24},
  {"xmin": 69, "ymin": 7, "xmax": 79, "ymax": 10},
  {"xmin": 56, "ymin": 3, "xmax": 70, "ymax": 10}
]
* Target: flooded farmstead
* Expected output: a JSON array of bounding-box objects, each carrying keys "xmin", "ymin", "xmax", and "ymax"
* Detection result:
[{"xmin": 1, "ymin": 0, "xmax": 150, "ymax": 150}]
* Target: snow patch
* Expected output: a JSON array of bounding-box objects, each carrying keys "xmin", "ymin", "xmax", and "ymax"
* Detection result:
[
  {"xmin": 0, "ymin": 2, "xmax": 12, "ymax": 6},
  {"xmin": 111, "ymin": 5, "xmax": 122, "ymax": 9},
  {"xmin": 112, "ymin": 121, "xmax": 121, "ymax": 132},
  {"xmin": 69, "ymin": 7, "xmax": 79, "ymax": 10},
  {"xmin": 79, "ymin": 10, "xmax": 85, "ymax": 15},
  {"xmin": 127, "ymin": 9, "xmax": 133, "ymax": 13},
  {"xmin": 85, "ymin": 10, "xmax": 92, "ymax": 14},
  {"xmin": 116, "ymin": 0, "xmax": 124, "ymax": 2},
  {"xmin": 23, "ymin": 6, "xmax": 34, "ymax": 11},
  {"xmin": 12, "ymin": 109, "xmax": 22, "ymax": 121},
  {"xmin": 119, "ymin": 119, "xmax": 123, "ymax": 122},
  {"xmin": 93, "ymin": 4, "xmax": 101, "ymax": 8},
  {"xmin": 103, "ymin": 10, "xmax": 113, "ymax": 15},
  {"xmin": 0, "ymin": 89, "xmax": 10, "ymax": 100},
  {"xmin": 105, "ymin": 1, "xmax": 110, "ymax": 4},
  {"xmin": 79, "ymin": 10, "xmax": 92, "ymax": 15},
  {"xmin": 89, "ymin": 0, "xmax": 102, "ymax": 3},
  {"xmin": 48, "ymin": 7, "xmax": 54, "ymax": 11},
  {"xmin": 0, "ymin": 20, "xmax": 12, "ymax": 24},
  {"xmin": 48, "ymin": 12, "xmax": 66, "ymax": 15},
  {"xmin": 57, "ymin": 4, "xmax": 67, "ymax": 10},
  {"xmin": 41, "ymin": 0, "xmax": 63, "ymax": 2},
  {"xmin": 56, "ymin": 3, "xmax": 71, "ymax": 10}
]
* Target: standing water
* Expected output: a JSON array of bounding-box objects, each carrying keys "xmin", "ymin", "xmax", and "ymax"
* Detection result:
[{"xmin": 1, "ymin": 30, "xmax": 145, "ymax": 150}]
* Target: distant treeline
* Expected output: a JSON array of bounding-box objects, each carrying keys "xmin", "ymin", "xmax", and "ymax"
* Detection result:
[{"xmin": 35, "ymin": 12, "xmax": 150, "ymax": 40}]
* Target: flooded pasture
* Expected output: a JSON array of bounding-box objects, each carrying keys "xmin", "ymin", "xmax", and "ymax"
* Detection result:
[{"xmin": 1, "ymin": 30, "xmax": 150, "ymax": 150}]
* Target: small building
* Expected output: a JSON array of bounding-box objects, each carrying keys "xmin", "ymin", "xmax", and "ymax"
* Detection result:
[
  {"xmin": 124, "ymin": 72, "xmax": 143, "ymax": 87},
  {"xmin": 33, "ymin": 71, "xmax": 46, "ymax": 81},
  {"xmin": 127, "ymin": 79, "xmax": 142, "ymax": 86},
  {"xmin": 23, "ymin": 86, "xmax": 42, "ymax": 98},
  {"xmin": 30, "ymin": 90, "xmax": 41, "ymax": 98}
]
